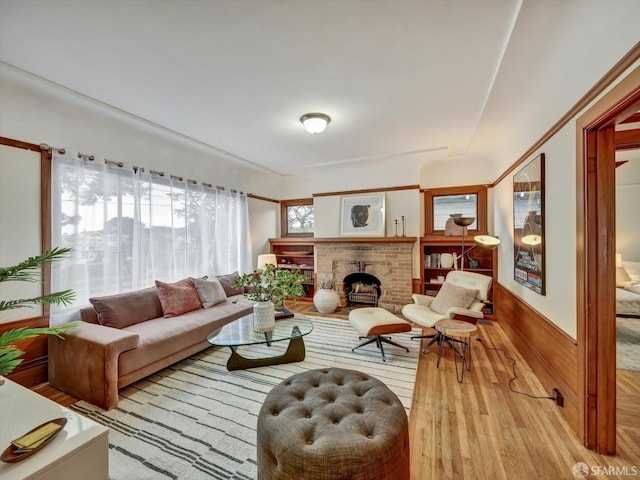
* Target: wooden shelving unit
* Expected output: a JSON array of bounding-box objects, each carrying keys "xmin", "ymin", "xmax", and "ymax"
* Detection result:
[
  {"xmin": 420, "ymin": 236, "xmax": 497, "ymax": 317},
  {"xmin": 268, "ymin": 238, "xmax": 315, "ymax": 301}
]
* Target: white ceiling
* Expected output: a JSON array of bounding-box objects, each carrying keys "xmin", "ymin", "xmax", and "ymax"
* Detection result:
[{"xmin": 1, "ymin": 1, "xmax": 639, "ymax": 178}]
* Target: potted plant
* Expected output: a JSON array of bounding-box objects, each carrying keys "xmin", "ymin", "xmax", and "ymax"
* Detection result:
[
  {"xmin": 313, "ymin": 272, "xmax": 340, "ymax": 314},
  {"xmin": 0, "ymin": 248, "xmax": 79, "ymax": 380},
  {"xmin": 232, "ymin": 263, "xmax": 307, "ymax": 332}
]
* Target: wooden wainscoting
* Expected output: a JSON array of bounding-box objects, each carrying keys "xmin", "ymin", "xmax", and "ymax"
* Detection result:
[
  {"xmin": 494, "ymin": 283, "xmax": 579, "ymax": 433},
  {"xmin": 2, "ymin": 315, "xmax": 50, "ymax": 387},
  {"xmin": 412, "ymin": 278, "xmax": 422, "ymax": 295}
]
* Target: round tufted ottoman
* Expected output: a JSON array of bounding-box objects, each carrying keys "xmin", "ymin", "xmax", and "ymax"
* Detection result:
[{"xmin": 256, "ymin": 368, "xmax": 410, "ymax": 480}]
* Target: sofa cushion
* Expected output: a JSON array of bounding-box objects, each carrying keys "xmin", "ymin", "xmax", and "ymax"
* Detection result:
[
  {"xmin": 155, "ymin": 278, "xmax": 202, "ymax": 318},
  {"xmin": 191, "ymin": 277, "xmax": 228, "ymax": 308},
  {"xmin": 430, "ymin": 282, "xmax": 478, "ymax": 315},
  {"xmin": 89, "ymin": 287, "xmax": 163, "ymax": 329},
  {"xmin": 216, "ymin": 271, "xmax": 245, "ymax": 296}
]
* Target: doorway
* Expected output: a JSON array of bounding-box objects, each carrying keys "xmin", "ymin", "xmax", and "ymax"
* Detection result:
[{"xmin": 578, "ymin": 67, "xmax": 640, "ymax": 454}]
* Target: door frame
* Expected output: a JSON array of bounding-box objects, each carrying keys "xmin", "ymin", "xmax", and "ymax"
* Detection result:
[{"xmin": 577, "ymin": 67, "xmax": 640, "ymax": 454}]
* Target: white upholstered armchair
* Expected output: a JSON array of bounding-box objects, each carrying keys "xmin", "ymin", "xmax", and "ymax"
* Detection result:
[{"xmin": 401, "ymin": 270, "xmax": 492, "ymax": 353}]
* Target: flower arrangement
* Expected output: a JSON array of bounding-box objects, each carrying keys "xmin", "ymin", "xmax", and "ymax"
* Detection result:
[
  {"xmin": 232, "ymin": 263, "xmax": 307, "ymax": 306},
  {"xmin": 316, "ymin": 272, "xmax": 335, "ymax": 290},
  {"xmin": 0, "ymin": 248, "xmax": 79, "ymax": 377}
]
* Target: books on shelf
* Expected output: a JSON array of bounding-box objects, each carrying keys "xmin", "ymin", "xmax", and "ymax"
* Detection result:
[{"xmin": 425, "ymin": 253, "xmax": 443, "ymax": 268}]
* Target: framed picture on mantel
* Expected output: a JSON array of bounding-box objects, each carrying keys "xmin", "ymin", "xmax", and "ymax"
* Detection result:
[
  {"xmin": 340, "ymin": 193, "xmax": 386, "ymax": 237},
  {"xmin": 513, "ymin": 153, "xmax": 545, "ymax": 295}
]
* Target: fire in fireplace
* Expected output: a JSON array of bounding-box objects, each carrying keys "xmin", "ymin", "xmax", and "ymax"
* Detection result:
[{"xmin": 343, "ymin": 271, "xmax": 381, "ymax": 307}]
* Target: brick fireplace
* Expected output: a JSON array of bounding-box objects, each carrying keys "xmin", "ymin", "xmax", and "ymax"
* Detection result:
[{"xmin": 315, "ymin": 238, "xmax": 415, "ymax": 313}]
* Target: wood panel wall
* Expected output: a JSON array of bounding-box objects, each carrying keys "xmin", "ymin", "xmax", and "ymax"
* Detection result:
[
  {"xmin": 3, "ymin": 315, "xmax": 50, "ymax": 387},
  {"xmin": 494, "ymin": 283, "xmax": 579, "ymax": 433}
]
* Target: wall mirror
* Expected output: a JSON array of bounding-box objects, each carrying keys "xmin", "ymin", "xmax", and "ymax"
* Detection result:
[{"xmin": 513, "ymin": 152, "xmax": 545, "ymax": 295}]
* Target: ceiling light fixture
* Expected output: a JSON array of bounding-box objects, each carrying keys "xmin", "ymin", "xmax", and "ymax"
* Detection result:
[{"xmin": 300, "ymin": 113, "xmax": 331, "ymax": 134}]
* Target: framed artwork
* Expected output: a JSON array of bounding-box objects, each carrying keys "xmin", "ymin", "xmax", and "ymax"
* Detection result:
[
  {"xmin": 340, "ymin": 193, "xmax": 386, "ymax": 236},
  {"xmin": 513, "ymin": 153, "xmax": 545, "ymax": 295}
]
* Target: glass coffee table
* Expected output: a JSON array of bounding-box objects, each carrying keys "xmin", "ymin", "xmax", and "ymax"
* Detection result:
[{"xmin": 207, "ymin": 313, "xmax": 313, "ymax": 371}]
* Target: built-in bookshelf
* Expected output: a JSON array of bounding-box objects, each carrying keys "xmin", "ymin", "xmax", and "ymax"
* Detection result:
[
  {"xmin": 421, "ymin": 237, "xmax": 497, "ymax": 317},
  {"xmin": 268, "ymin": 238, "xmax": 315, "ymax": 301}
]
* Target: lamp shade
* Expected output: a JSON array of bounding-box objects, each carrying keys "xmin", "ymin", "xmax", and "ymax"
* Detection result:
[
  {"xmin": 474, "ymin": 235, "xmax": 501, "ymax": 250},
  {"xmin": 616, "ymin": 253, "xmax": 622, "ymax": 268},
  {"xmin": 300, "ymin": 113, "xmax": 331, "ymax": 134},
  {"xmin": 521, "ymin": 234, "xmax": 542, "ymax": 246},
  {"xmin": 452, "ymin": 216, "xmax": 475, "ymax": 227},
  {"xmin": 257, "ymin": 254, "xmax": 277, "ymax": 270}
]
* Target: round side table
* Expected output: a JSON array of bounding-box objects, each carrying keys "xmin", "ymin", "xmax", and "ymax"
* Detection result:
[{"xmin": 434, "ymin": 319, "xmax": 478, "ymax": 382}]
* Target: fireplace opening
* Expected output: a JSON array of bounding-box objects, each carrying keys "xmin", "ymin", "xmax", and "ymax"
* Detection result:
[{"xmin": 343, "ymin": 272, "xmax": 381, "ymax": 307}]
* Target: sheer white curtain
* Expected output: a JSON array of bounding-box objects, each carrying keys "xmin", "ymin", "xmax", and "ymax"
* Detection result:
[{"xmin": 51, "ymin": 150, "xmax": 251, "ymax": 325}]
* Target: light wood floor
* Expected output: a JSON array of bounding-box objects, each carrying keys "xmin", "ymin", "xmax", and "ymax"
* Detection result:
[
  {"xmin": 34, "ymin": 304, "xmax": 640, "ymax": 479},
  {"xmin": 408, "ymin": 322, "xmax": 640, "ymax": 480}
]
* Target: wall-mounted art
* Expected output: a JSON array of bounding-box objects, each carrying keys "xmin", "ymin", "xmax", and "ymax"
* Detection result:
[
  {"xmin": 513, "ymin": 153, "xmax": 545, "ymax": 295},
  {"xmin": 340, "ymin": 193, "xmax": 386, "ymax": 236}
]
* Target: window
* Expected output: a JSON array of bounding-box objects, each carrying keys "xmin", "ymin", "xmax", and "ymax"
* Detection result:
[
  {"xmin": 50, "ymin": 150, "xmax": 251, "ymax": 324},
  {"xmin": 424, "ymin": 185, "xmax": 487, "ymax": 236},
  {"xmin": 281, "ymin": 198, "xmax": 314, "ymax": 236},
  {"xmin": 433, "ymin": 194, "xmax": 477, "ymax": 230}
]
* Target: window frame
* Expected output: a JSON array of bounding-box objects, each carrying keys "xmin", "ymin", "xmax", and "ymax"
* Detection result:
[
  {"xmin": 423, "ymin": 185, "xmax": 488, "ymax": 236},
  {"xmin": 281, "ymin": 198, "xmax": 314, "ymax": 237}
]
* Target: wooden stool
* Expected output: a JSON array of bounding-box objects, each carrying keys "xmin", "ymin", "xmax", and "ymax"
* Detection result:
[{"xmin": 434, "ymin": 319, "xmax": 478, "ymax": 382}]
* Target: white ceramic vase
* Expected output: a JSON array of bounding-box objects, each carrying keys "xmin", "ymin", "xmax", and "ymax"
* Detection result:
[
  {"xmin": 440, "ymin": 252, "xmax": 454, "ymax": 268},
  {"xmin": 253, "ymin": 301, "xmax": 276, "ymax": 332},
  {"xmin": 313, "ymin": 289, "xmax": 340, "ymax": 314}
]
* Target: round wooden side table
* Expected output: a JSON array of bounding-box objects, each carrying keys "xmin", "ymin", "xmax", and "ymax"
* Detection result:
[{"xmin": 434, "ymin": 319, "xmax": 478, "ymax": 382}]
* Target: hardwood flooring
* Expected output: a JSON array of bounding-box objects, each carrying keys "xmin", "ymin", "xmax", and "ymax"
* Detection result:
[
  {"xmin": 33, "ymin": 304, "xmax": 640, "ymax": 479},
  {"xmin": 408, "ymin": 321, "xmax": 640, "ymax": 480}
]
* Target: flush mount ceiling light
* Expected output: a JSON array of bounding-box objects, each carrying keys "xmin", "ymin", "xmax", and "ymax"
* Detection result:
[{"xmin": 300, "ymin": 113, "xmax": 331, "ymax": 134}]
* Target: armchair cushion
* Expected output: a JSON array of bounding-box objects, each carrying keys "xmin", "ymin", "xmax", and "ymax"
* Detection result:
[{"xmin": 430, "ymin": 282, "xmax": 478, "ymax": 315}]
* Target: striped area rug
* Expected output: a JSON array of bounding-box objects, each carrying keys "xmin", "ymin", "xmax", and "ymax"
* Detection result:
[{"xmin": 71, "ymin": 316, "xmax": 421, "ymax": 480}]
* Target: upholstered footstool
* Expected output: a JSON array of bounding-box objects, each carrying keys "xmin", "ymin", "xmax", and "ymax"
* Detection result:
[
  {"xmin": 349, "ymin": 307, "xmax": 412, "ymax": 361},
  {"xmin": 257, "ymin": 368, "xmax": 410, "ymax": 480}
]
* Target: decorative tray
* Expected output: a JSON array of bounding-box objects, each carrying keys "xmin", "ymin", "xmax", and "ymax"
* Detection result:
[
  {"xmin": 281, "ymin": 251, "xmax": 312, "ymax": 256},
  {"xmin": 1, "ymin": 417, "xmax": 67, "ymax": 463}
]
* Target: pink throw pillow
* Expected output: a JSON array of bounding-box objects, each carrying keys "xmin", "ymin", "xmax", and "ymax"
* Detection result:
[{"xmin": 155, "ymin": 278, "xmax": 202, "ymax": 318}]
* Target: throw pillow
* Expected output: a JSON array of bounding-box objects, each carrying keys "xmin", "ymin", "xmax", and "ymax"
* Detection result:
[
  {"xmin": 191, "ymin": 277, "xmax": 228, "ymax": 308},
  {"xmin": 430, "ymin": 282, "xmax": 478, "ymax": 315},
  {"xmin": 155, "ymin": 278, "xmax": 202, "ymax": 318},
  {"xmin": 628, "ymin": 282, "xmax": 640, "ymax": 295},
  {"xmin": 89, "ymin": 286, "xmax": 163, "ymax": 329},
  {"xmin": 216, "ymin": 271, "xmax": 245, "ymax": 296}
]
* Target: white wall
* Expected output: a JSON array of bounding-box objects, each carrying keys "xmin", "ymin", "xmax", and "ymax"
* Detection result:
[
  {"xmin": 616, "ymin": 183, "xmax": 640, "ymax": 261},
  {"xmin": 314, "ymin": 188, "xmax": 422, "ymax": 277},
  {"xmin": 0, "ymin": 64, "xmax": 280, "ymax": 195},
  {"xmin": 616, "ymin": 156, "xmax": 640, "ymax": 262},
  {"xmin": 493, "ymin": 60, "xmax": 640, "ymax": 340},
  {"xmin": 248, "ymin": 197, "xmax": 279, "ymax": 269},
  {"xmin": 0, "ymin": 145, "xmax": 41, "ymax": 323}
]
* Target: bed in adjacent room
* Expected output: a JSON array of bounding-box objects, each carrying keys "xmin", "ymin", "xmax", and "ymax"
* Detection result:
[{"xmin": 617, "ymin": 260, "xmax": 640, "ymax": 317}]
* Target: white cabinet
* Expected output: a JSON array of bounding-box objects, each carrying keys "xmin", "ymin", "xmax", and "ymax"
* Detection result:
[{"xmin": 0, "ymin": 377, "xmax": 108, "ymax": 480}]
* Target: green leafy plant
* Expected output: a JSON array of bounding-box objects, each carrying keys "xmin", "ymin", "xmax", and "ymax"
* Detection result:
[
  {"xmin": 0, "ymin": 247, "xmax": 78, "ymax": 376},
  {"xmin": 232, "ymin": 263, "xmax": 307, "ymax": 306}
]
